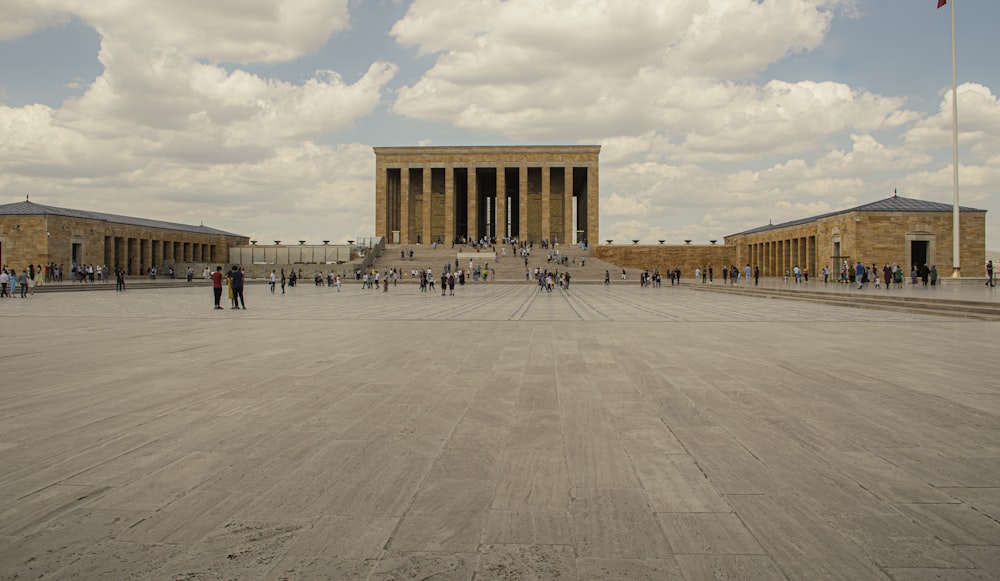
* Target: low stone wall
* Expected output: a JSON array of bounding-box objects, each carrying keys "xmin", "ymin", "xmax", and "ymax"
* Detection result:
[{"xmin": 592, "ymin": 244, "xmax": 735, "ymax": 278}]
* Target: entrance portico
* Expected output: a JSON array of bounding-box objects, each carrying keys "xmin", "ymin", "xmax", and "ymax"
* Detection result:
[{"xmin": 375, "ymin": 146, "xmax": 600, "ymax": 246}]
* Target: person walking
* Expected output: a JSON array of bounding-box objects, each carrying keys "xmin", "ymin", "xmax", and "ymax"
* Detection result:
[
  {"xmin": 269, "ymin": 270, "xmax": 276, "ymax": 293},
  {"xmin": 211, "ymin": 266, "xmax": 224, "ymax": 309},
  {"xmin": 987, "ymin": 260, "xmax": 995, "ymax": 287},
  {"xmin": 18, "ymin": 269, "xmax": 29, "ymax": 298}
]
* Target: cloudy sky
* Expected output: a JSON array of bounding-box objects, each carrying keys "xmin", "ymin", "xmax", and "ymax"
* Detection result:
[{"xmin": 1, "ymin": 0, "xmax": 998, "ymax": 251}]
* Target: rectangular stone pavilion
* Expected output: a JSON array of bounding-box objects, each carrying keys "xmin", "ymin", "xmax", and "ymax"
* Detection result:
[{"xmin": 374, "ymin": 145, "xmax": 600, "ymax": 246}]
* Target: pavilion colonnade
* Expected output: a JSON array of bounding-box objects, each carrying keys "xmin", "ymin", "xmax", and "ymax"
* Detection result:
[{"xmin": 744, "ymin": 235, "xmax": 818, "ymax": 278}]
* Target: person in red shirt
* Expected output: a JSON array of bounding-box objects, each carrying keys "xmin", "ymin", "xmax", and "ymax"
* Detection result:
[{"xmin": 211, "ymin": 266, "xmax": 224, "ymax": 309}]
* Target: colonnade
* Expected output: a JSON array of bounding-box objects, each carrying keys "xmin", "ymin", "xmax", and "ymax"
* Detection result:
[
  {"xmin": 744, "ymin": 235, "xmax": 818, "ymax": 277},
  {"xmin": 103, "ymin": 235, "xmax": 217, "ymax": 275},
  {"xmin": 375, "ymin": 146, "xmax": 600, "ymax": 246}
]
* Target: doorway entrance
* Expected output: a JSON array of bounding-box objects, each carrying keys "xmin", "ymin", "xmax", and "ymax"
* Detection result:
[{"xmin": 910, "ymin": 240, "xmax": 929, "ymax": 269}]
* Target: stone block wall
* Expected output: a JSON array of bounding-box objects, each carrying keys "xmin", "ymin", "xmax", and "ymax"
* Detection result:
[{"xmin": 592, "ymin": 244, "xmax": 734, "ymax": 278}]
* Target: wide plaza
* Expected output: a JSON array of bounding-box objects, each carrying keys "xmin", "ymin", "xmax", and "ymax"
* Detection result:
[{"xmin": 2, "ymin": 282, "xmax": 999, "ymax": 580}]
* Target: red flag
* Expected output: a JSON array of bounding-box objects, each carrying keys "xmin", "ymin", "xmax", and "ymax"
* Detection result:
[{"xmin": 938, "ymin": 0, "xmax": 946, "ymax": 7}]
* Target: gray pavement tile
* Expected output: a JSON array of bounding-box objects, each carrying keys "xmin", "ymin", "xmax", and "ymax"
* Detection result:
[
  {"xmin": 727, "ymin": 494, "xmax": 889, "ymax": 580},
  {"xmin": 577, "ymin": 557, "xmax": 684, "ymax": 580},
  {"xmin": 570, "ymin": 488, "xmax": 673, "ymax": 560},
  {"xmin": 370, "ymin": 551, "xmax": 476, "ymax": 581},
  {"xmin": 957, "ymin": 546, "xmax": 1000, "ymax": 578},
  {"xmin": 263, "ymin": 555, "xmax": 376, "ymax": 581},
  {"xmin": 155, "ymin": 519, "xmax": 303, "ymax": 580},
  {"xmin": 673, "ymin": 554, "xmax": 789, "ymax": 581},
  {"xmin": 828, "ymin": 513, "xmax": 973, "ymax": 569},
  {"xmin": 884, "ymin": 568, "xmax": 996, "ymax": 580},
  {"xmin": 658, "ymin": 513, "xmax": 764, "ymax": 556},
  {"xmin": 939, "ymin": 488, "xmax": 1000, "ymax": 521},
  {"xmin": 481, "ymin": 510, "xmax": 574, "ymax": 545},
  {"xmin": 3, "ymin": 285, "xmax": 1000, "ymax": 579},
  {"xmin": 633, "ymin": 453, "xmax": 731, "ymax": 514},
  {"xmin": 892, "ymin": 503, "xmax": 1000, "ymax": 547},
  {"xmin": 476, "ymin": 544, "xmax": 577, "ymax": 580}
]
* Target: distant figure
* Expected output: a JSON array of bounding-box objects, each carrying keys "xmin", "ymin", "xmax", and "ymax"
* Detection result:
[
  {"xmin": 269, "ymin": 270, "xmax": 276, "ymax": 293},
  {"xmin": 987, "ymin": 260, "xmax": 994, "ymax": 287},
  {"xmin": 229, "ymin": 266, "xmax": 245, "ymax": 309},
  {"xmin": 212, "ymin": 266, "xmax": 224, "ymax": 309}
]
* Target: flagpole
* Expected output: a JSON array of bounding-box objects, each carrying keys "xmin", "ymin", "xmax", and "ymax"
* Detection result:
[{"xmin": 950, "ymin": 0, "xmax": 961, "ymax": 277}]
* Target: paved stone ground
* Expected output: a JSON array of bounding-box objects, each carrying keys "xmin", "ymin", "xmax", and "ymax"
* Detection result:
[{"xmin": 2, "ymin": 283, "xmax": 1000, "ymax": 580}]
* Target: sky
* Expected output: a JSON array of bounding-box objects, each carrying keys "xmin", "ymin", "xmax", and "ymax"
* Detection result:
[{"xmin": 1, "ymin": 0, "xmax": 998, "ymax": 252}]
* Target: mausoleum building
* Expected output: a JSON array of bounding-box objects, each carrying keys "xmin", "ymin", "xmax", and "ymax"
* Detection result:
[{"xmin": 374, "ymin": 146, "xmax": 600, "ymax": 246}]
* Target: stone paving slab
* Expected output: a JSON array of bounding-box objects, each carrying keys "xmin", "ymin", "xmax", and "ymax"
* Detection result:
[{"xmin": 1, "ymin": 284, "xmax": 999, "ymax": 579}]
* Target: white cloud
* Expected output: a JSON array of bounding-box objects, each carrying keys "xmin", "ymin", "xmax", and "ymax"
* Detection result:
[
  {"xmin": 390, "ymin": 0, "xmax": 914, "ymax": 164},
  {"xmin": 0, "ymin": 0, "xmax": 70, "ymax": 41},
  {"xmin": 905, "ymin": 83, "xmax": 1000, "ymax": 165},
  {"xmin": 0, "ymin": 1, "xmax": 396, "ymax": 243}
]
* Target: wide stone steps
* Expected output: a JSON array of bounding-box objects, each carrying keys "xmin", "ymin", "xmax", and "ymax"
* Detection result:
[
  {"xmin": 687, "ymin": 282, "xmax": 1000, "ymax": 320},
  {"xmin": 373, "ymin": 243, "xmax": 628, "ymax": 282}
]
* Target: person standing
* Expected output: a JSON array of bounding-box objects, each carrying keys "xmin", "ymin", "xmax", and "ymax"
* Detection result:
[
  {"xmin": 211, "ymin": 266, "xmax": 224, "ymax": 309},
  {"xmin": 0, "ymin": 269, "xmax": 9, "ymax": 298},
  {"xmin": 18, "ymin": 269, "xmax": 29, "ymax": 298},
  {"xmin": 280, "ymin": 268, "xmax": 287, "ymax": 294},
  {"xmin": 855, "ymin": 261, "xmax": 865, "ymax": 290},
  {"xmin": 228, "ymin": 265, "xmax": 245, "ymax": 309},
  {"xmin": 987, "ymin": 260, "xmax": 995, "ymax": 287},
  {"xmin": 604, "ymin": 270, "xmax": 610, "ymax": 285},
  {"xmin": 116, "ymin": 268, "xmax": 125, "ymax": 292},
  {"xmin": 269, "ymin": 270, "xmax": 276, "ymax": 294},
  {"xmin": 753, "ymin": 266, "xmax": 759, "ymax": 286}
]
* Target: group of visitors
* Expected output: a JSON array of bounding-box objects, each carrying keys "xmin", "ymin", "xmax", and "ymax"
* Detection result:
[
  {"xmin": 210, "ymin": 265, "xmax": 246, "ymax": 309},
  {"xmin": 1, "ymin": 266, "xmax": 32, "ymax": 298}
]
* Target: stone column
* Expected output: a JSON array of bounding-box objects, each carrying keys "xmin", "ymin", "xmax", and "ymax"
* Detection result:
[
  {"xmin": 142, "ymin": 238, "xmax": 152, "ymax": 272},
  {"xmin": 541, "ymin": 165, "xmax": 551, "ymax": 243},
  {"xmin": 445, "ymin": 164, "xmax": 455, "ymax": 244},
  {"xmin": 496, "ymin": 167, "xmax": 506, "ymax": 240},
  {"xmin": 375, "ymin": 163, "xmax": 387, "ymax": 240},
  {"xmin": 587, "ymin": 163, "xmax": 599, "ymax": 246},
  {"xmin": 400, "ymin": 168, "xmax": 410, "ymax": 245},
  {"xmin": 564, "ymin": 167, "xmax": 574, "ymax": 245},
  {"xmin": 422, "ymin": 165, "xmax": 432, "ymax": 244},
  {"xmin": 518, "ymin": 164, "xmax": 528, "ymax": 242},
  {"xmin": 467, "ymin": 169, "xmax": 477, "ymax": 242}
]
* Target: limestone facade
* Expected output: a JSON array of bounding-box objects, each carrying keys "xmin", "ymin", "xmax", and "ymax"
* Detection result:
[
  {"xmin": 724, "ymin": 197, "xmax": 986, "ymax": 278},
  {"xmin": 594, "ymin": 196, "xmax": 987, "ymax": 280},
  {"xmin": 374, "ymin": 146, "xmax": 600, "ymax": 246},
  {"xmin": 0, "ymin": 201, "xmax": 248, "ymax": 275},
  {"xmin": 593, "ymin": 244, "xmax": 734, "ymax": 279}
]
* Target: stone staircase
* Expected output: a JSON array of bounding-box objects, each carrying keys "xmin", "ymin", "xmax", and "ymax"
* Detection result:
[
  {"xmin": 687, "ymin": 282, "xmax": 1000, "ymax": 320},
  {"xmin": 372, "ymin": 243, "xmax": 640, "ymax": 282}
]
